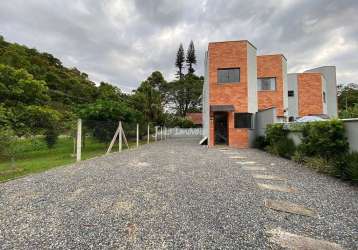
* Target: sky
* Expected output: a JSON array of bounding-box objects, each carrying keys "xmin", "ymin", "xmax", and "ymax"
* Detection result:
[{"xmin": 0, "ymin": 0, "xmax": 357, "ymax": 92}]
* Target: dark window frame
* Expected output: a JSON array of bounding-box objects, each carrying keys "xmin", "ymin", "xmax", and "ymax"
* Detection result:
[
  {"xmin": 258, "ymin": 77, "xmax": 276, "ymax": 91},
  {"xmin": 217, "ymin": 68, "xmax": 240, "ymax": 84},
  {"xmin": 288, "ymin": 90, "xmax": 294, "ymax": 97},
  {"xmin": 234, "ymin": 113, "xmax": 253, "ymax": 129}
]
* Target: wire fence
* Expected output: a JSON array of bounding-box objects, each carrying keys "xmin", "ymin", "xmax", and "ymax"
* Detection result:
[
  {"xmin": 0, "ymin": 118, "xmax": 168, "ymax": 181},
  {"xmin": 65, "ymin": 119, "xmax": 169, "ymax": 162},
  {"xmin": 0, "ymin": 116, "xmax": 204, "ymax": 182}
]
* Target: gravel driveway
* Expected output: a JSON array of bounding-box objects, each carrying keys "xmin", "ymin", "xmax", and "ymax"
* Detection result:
[{"xmin": 0, "ymin": 138, "xmax": 357, "ymax": 249}]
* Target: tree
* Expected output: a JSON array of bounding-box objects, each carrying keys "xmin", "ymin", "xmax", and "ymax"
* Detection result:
[
  {"xmin": 77, "ymin": 99, "xmax": 143, "ymax": 141},
  {"xmin": 175, "ymin": 43, "xmax": 185, "ymax": 79},
  {"xmin": 339, "ymin": 104, "xmax": 358, "ymax": 118},
  {"xmin": 145, "ymin": 71, "xmax": 166, "ymax": 90},
  {"xmin": 164, "ymin": 74, "xmax": 204, "ymax": 117},
  {"xmin": 0, "ymin": 64, "xmax": 50, "ymax": 107},
  {"xmin": 97, "ymin": 82, "xmax": 123, "ymax": 101},
  {"xmin": 0, "ymin": 104, "xmax": 9, "ymax": 127},
  {"xmin": 186, "ymin": 40, "xmax": 197, "ymax": 74},
  {"xmin": 0, "ymin": 36, "xmax": 98, "ymax": 108},
  {"xmin": 11, "ymin": 105, "xmax": 62, "ymax": 148},
  {"xmin": 337, "ymin": 83, "xmax": 358, "ymax": 115},
  {"xmin": 131, "ymin": 72, "xmax": 166, "ymax": 124}
]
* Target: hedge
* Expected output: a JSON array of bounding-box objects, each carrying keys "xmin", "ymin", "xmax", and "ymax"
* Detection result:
[{"xmin": 255, "ymin": 120, "xmax": 357, "ymax": 181}]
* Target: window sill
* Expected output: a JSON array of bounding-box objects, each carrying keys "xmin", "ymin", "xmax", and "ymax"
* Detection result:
[{"xmin": 217, "ymin": 82, "xmax": 240, "ymax": 85}]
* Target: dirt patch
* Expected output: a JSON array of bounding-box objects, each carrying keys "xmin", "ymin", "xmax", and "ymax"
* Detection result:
[{"xmin": 126, "ymin": 223, "xmax": 138, "ymax": 241}]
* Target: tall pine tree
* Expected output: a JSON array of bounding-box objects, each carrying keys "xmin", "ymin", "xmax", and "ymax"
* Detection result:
[
  {"xmin": 186, "ymin": 40, "xmax": 197, "ymax": 74},
  {"xmin": 175, "ymin": 43, "xmax": 185, "ymax": 79}
]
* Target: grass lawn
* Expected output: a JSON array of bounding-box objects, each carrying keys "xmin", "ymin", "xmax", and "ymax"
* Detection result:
[{"xmin": 0, "ymin": 137, "xmax": 149, "ymax": 182}]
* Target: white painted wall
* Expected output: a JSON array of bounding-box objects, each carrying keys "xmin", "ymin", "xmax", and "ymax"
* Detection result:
[
  {"xmin": 282, "ymin": 57, "xmax": 288, "ymax": 119},
  {"xmin": 255, "ymin": 107, "xmax": 277, "ymax": 136},
  {"xmin": 343, "ymin": 118, "xmax": 358, "ymax": 152},
  {"xmin": 202, "ymin": 51, "xmax": 210, "ymax": 139},
  {"xmin": 321, "ymin": 75, "xmax": 328, "ymax": 115},
  {"xmin": 247, "ymin": 43, "xmax": 258, "ymax": 114},
  {"xmin": 287, "ymin": 73, "xmax": 299, "ymax": 118}
]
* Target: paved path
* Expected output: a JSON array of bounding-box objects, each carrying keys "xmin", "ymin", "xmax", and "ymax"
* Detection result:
[{"xmin": 0, "ymin": 138, "xmax": 357, "ymax": 249}]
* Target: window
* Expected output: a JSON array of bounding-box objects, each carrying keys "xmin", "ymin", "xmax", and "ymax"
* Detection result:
[
  {"xmin": 323, "ymin": 91, "xmax": 326, "ymax": 103},
  {"xmin": 234, "ymin": 113, "xmax": 253, "ymax": 129},
  {"xmin": 288, "ymin": 90, "xmax": 294, "ymax": 97},
  {"xmin": 218, "ymin": 68, "xmax": 240, "ymax": 83},
  {"xmin": 258, "ymin": 77, "xmax": 276, "ymax": 90}
]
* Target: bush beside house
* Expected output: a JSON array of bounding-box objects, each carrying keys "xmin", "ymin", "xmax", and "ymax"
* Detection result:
[{"xmin": 255, "ymin": 120, "xmax": 358, "ymax": 182}]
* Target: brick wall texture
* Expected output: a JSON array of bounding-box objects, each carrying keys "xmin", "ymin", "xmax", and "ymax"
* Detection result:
[
  {"xmin": 297, "ymin": 73, "xmax": 323, "ymax": 116},
  {"xmin": 208, "ymin": 41, "xmax": 252, "ymax": 148},
  {"xmin": 257, "ymin": 55, "xmax": 285, "ymax": 116}
]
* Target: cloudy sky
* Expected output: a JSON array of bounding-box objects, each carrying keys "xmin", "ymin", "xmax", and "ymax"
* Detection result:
[{"xmin": 1, "ymin": 0, "xmax": 357, "ymax": 92}]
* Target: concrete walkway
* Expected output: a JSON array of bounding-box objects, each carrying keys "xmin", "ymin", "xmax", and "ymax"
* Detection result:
[{"xmin": 0, "ymin": 138, "xmax": 357, "ymax": 249}]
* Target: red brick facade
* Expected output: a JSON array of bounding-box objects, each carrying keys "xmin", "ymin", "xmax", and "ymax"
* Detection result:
[
  {"xmin": 257, "ymin": 55, "xmax": 286, "ymax": 117},
  {"xmin": 297, "ymin": 73, "xmax": 323, "ymax": 116},
  {"xmin": 186, "ymin": 113, "xmax": 202, "ymax": 125},
  {"xmin": 205, "ymin": 39, "xmax": 332, "ymax": 148},
  {"xmin": 208, "ymin": 41, "xmax": 254, "ymax": 148}
]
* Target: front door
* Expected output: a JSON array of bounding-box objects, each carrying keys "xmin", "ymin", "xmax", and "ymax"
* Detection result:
[{"xmin": 214, "ymin": 112, "xmax": 228, "ymax": 145}]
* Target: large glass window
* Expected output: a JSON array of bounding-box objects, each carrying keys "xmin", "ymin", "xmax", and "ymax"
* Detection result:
[
  {"xmin": 258, "ymin": 77, "xmax": 276, "ymax": 91},
  {"xmin": 218, "ymin": 68, "xmax": 240, "ymax": 83},
  {"xmin": 234, "ymin": 113, "xmax": 253, "ymax": 129}
]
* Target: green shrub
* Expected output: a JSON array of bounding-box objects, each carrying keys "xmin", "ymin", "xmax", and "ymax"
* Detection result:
[
  {"xmin": 275, "ymin": 137, "xmax": 296, "ymax": 159},
  {"xmin": 304, "ymin": 157, "xmax": 339, "ymax": 176},
  {"xmin": 266, "ymin": 123, "xmax": 288, "ymax": 145},
  {"xmin": 298, "ymin": 119, "xmax": 349, "ymax": 161},
  {"xmin": 264, "ymin": 120, "xmax": 354, "ymax": 181},
  {"xmin": 253, "ymin": 136, "xmax": 268, "ymax": 149},
  {"xmin": 341, "ymin": 152, "xmax": 358, "ymax": 181},
  {"xmin": 266, "ymin": 137, "xmax": 296, "ymax": 159},
  {"xmin": 292, "ymin": 150, "xmax": 305, "ymax": 163},
  {"xmin": 78, "ymin": 99, "xmax": 144, "ymax": 142},
  {"xmin": 0, "ymin": 127, "xmax": 22, "ymax": 167},
  {"xmin": 265, "ymin": 124, "xmax": 296, "ymax": 158}
]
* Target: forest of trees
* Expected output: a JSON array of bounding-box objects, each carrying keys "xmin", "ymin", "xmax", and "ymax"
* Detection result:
[
  {"xmin": 0, "ymin": 35, "xmax": 203, "ymax": 150},
  {"xmin": 337, "ymin": 83, "xmax": 358, "ymax": 118}
]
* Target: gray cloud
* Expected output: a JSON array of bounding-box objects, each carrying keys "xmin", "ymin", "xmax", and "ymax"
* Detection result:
[{"xmin": 1, "ymin": 0, "xmax": 357, "ymax": 92}]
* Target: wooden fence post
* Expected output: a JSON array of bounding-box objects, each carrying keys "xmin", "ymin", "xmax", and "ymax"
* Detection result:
[
  {"xmin": 160, "ymin": 127, "xmax": 163, "ymax": 140},
  {"xmin": 155, "ymin": 126, "xmax": 158, "ymax": 141},
  {"xmin": 76, "ymin": 119, "xmax": 82, "ymax": 162}
]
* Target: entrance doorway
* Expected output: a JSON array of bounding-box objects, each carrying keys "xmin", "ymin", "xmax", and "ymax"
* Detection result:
[{"xmin": 214, "ymin": 112, "xmax": 228, "ymax": 145}]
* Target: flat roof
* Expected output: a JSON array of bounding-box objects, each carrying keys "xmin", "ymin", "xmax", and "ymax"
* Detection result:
[
  {"xmin": 257, "ymin": 53, "xmax": 287, "ymax": 61},
  {"xmin": 208, "ymin": 40, "xmax": 257, "ymax": 50}
]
